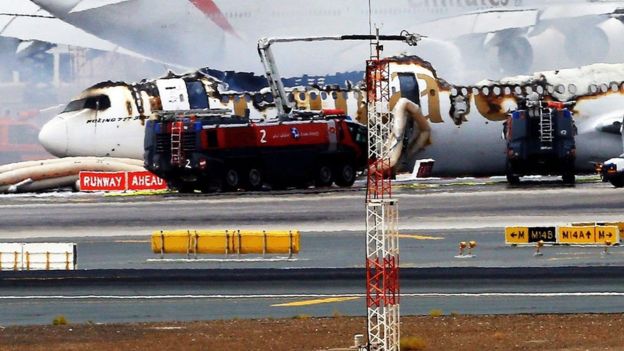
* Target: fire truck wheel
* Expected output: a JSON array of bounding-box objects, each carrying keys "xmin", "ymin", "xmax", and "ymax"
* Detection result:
[
  {"xmin": 224, "ymin": 168, "xmax": 241, "ymax": 191},
  {"xmin": 315, "ymin": 164, "xmax": 333, "ymax": 187},
  {"xmin": 177, "ymin": 182, "xmax": 195, "ymax": 194},
  {"xmin": 247, "ymin": 168, "xmax": 263, "ymax": 190},
  {"xmin": 609, "ymin": 175, "xmax": 624, "ymax": 188},
  {"xmin": 562, "ymin": 173, "xmax": 575, "ymax": 185},
  {"xmin": 506, "ymin": 174, "xmax": 520, "ymax": 185},
  {"xmin": 335, "ymin": 163, "xmax": 356, "ymax": 187}
]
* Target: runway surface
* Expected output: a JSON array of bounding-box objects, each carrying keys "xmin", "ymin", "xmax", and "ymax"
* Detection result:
[
  {"xmin": 1, "ymin": 176, "xmax": 624, "ymax": 325},
  {"xmin": 2, "ymin": 268, "xmax": 624, "ymax": 325}
]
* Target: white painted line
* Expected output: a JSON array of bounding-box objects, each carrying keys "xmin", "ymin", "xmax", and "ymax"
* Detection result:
[{"xmin": 1, "ymin": 292, "xmax": 624, "ymax": 300}]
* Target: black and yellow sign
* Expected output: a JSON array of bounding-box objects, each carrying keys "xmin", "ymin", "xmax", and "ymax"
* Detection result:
[
  {"xmin": 505, "ymin": 226, "xmax": 556, "ymax": 244},
  {"xmin": 558, "ymin": 226, "xmax": 596, "ymax": 244},
  {"xmin": 527, "ymin": 227, "xmax": 557, "ymax": 243},
  {"xmin": 594, "ymin": 226, "xmax": 619, "ymax": 244},
  {"xmin": 505, "ymin": 227, "xmax": 529, "ymax": 244}
]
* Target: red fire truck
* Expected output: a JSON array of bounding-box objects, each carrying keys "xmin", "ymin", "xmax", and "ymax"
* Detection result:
[{"xmin": 144, "ymin": 109, "xmax": 367, "ymax": 192}]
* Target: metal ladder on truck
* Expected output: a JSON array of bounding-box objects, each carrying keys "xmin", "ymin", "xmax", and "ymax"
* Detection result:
[
  {"xmin": 170, "ymin": 121, "xmax": 183, "ymax": 166},
  {"xmin": 539, "ymin": 105, "xmax": 554, "ymax": 150}
]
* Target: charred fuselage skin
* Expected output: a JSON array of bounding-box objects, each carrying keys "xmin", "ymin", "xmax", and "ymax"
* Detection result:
[{"xmin": 40, "ymin": 57, "xmax": 624, "ymax": 177}]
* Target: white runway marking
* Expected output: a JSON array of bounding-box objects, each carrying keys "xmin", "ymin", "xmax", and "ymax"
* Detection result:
[{"xmin": 1, "ymin": 292, "xmax": 624, "ymax": 300}]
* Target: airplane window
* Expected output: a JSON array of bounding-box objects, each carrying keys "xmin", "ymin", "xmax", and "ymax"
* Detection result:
[
  {"xmin": 525, "ymin": 86, "xmax": 533, "ymax": 94},
  {"xmin": 450, "ymin": 88, "xmax": 458, "ymax": 97},
  {"xmin": 493, "ymin": 86, "xmax": 501, "ymax": 96},
  {"xmin": 299, "ymin": 92, "xmax": 306, "ymax": 100},
  {"xmin": 63, "ymin": 95, "xmax": 111, "ymax": 113},
  {"xmin": 321, "ymin": 92, "xmax": 328, "ymax": 100},
  {"xmin": 264, "ymin": 93, "xmax": 274, "ymax": 103},
  {"xmin": 461, "ymin": 87, "xmax": 468, "ymax": 96},
  {"xmin": 555, "ymin": 85, "xmax": 565, "ymax": 94},
  {"xmin": 504, "ymin": 87, "xmax": 511, "ymax": 95},
  {"xmin": 600, "ymin": 84, "xmax": 609, "ymax": 93},
  {"xmin": 514, "ymin": 86, "xmax": 522, "ymax": 95},
  {"xmin": 589, "ymin": 84, "xmax": 598, "ymax": 94},
  {"xmin": 536, "ymin": 86, "xmax": 544, "ymax": 95},
  {"xmin": 547, "ymin": 85, "xmax": 555, "ymax": 94},
  {"xmin": 245, "ymin": 94, "xmax": 252, "ymax": 102},
  {"xmin": 611, "ymin": 82, "xmax": 619, "ymax": 92},
  {"xmin": 568, "ymin": 84, "xmax": 577, "ymax": 95},
  {"xmin": 310, "ymin": 92, "xmax": 318, "ymax": 100},
  {"xmin": 221, "ymin": 95, "xmax": 229, "ymax": 104},
  {"xmin": 471, "ymin": 87, "xmax": 480, "ymax": 95},
  {"xmin": 332, "ymin": 92, "xmax": 338, "ymax": 99},
  {"xmin": 253, "ymin": 94, "xmax": 263, "ymax": 104}
]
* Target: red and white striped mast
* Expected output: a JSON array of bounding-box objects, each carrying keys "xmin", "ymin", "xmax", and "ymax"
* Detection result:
[{"xmin": 365, "ymin": 28, "xmax": 401, "ymax": 351}]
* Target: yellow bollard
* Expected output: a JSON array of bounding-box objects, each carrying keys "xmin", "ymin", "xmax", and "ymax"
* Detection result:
[
  {"xmin": 534, "ymin": 240, "xmax": 544, "ymax": 257},
  {"xmin": 603, "ymin": 240, "xmax": 612, "ymax": 256},
  {"xmin": 458, "ymin": 241, "xmax": 467, "ymax": 256},
  {"xmin": 468, "ymin": 241, "xmax": 477, "ymax": 256}
]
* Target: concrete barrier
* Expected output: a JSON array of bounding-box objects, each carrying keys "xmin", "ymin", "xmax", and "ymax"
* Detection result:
[
  {"xmin": 0, "ymin": 243, "xmax": 76, "ymax": 271},
  {"xmin": 151, "ymin": 230, "xmax": 300, "ymax": 258}
]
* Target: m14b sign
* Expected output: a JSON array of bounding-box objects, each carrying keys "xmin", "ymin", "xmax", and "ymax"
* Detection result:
[{"xmin": 80, "ymin": 171, "xmax": 167, "ymax": 191}]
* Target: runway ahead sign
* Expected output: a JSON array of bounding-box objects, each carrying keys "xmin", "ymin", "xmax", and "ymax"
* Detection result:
[{"xmin": 79, "ymin": 171, "xmax": 167, "ymax": 192}]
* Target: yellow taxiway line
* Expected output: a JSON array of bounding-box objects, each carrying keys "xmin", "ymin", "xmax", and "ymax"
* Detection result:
[
  {"xmin": 272, "ymin": 296, "xmax": 359, "ymax": 307},
  {"xmin": 398, "ymin": 234, "xmax": 445, "ymax": 240}
]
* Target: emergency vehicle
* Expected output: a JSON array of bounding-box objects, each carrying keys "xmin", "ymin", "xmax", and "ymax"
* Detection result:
[
  {"xmin": 504, "ymin": 97, "xmax": 577, "ymax": 184},
  {"xmin": 144, "ymin": 109, "xmax": 367, "ymax": 192}
]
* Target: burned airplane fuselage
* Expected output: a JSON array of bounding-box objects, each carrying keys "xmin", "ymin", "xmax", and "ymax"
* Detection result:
[{"xmin": 39, "ymin": 58, "xmax": 624, "ymax": 177}]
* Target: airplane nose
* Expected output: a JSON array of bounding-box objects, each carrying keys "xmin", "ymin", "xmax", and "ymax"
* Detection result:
[{"xmin": 38, "ymin": 117, "xmax": 68, "ymax": 157}]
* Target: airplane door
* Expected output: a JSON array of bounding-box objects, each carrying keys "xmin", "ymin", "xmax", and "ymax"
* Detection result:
[
  {"xmin": 185, "ymin": 81, "xmax": 209, "ymax": 109},
  {"xmin": 155, "ymin": 79, "xmax": 190, "ymax": 111},
  {"xmin": 398, "ymin": 73, "xmax": 420, "ymax": 106}
]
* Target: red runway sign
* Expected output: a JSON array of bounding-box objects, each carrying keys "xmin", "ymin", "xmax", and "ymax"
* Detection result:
[
  {"xmin": 79, "ymin": 171, "xmax": 167, "ymax": 192},
  {"xmin": 79, "ymin": 171, "xmax": 126, "ymax": 191},
  {"xmin": 127, "ymin": 171, "xmax": 168, "ymax": 191}
]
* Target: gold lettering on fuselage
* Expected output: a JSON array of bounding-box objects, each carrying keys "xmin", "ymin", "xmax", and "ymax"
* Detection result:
[{"xmin": 416, "ymin": 74, "xmax": 443, "ymax": 123}]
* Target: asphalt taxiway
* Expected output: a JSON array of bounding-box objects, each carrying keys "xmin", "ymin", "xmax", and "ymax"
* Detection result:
[{"xmin": 1, "ymin": 176, "xmax": 624, "ymax": 324}]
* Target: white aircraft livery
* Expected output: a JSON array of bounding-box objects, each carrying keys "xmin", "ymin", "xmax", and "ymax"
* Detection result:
[
  {"xmin": 21, "ymin": 0, "xmax": 624, "ymax": 81},
  {"xmin": 38, "ymin": 55, "xmax": 624, "ymax": 177}
]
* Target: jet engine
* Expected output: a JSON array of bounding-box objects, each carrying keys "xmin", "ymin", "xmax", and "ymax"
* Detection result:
[{"xmin": 483, "ymin": 29, "xmax": 533, "ymax": 75}]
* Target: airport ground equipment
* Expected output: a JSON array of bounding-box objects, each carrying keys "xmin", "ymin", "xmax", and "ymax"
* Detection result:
[
  {"xmin": 144, "ymin": 109, "xmax": 367, "ymax": 192},
  {"xmin": 504, "ymin": 99, "xmax": 576, "ymax": 184},
  {"xmin": 0, "ymin": 243, "xmax": 76, "ymax": 271},
  {"xmin": 257, "ymin": 31, "xmax": 422, "ymax": 116},
  {"xmin": 598, "ymin": 156, "xmax": 624, "ymax": 187},
  {"xmin": 151, "ymin": 230, "xmax": 299, "ymax": 258}
]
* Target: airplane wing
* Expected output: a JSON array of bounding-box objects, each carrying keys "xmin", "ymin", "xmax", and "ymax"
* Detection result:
[
  {"xmin": 414, "ymin": 3, "xmax": 624, "ymax": 40},
  {"xmin": 0, "ymin": 0, "xmax": 145, "ymax": 58}
]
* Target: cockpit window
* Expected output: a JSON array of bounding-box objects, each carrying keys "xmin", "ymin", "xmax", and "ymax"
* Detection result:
[{"xmin": 63, "ymin": 95, "xmax": 111, "ymax": 113}]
